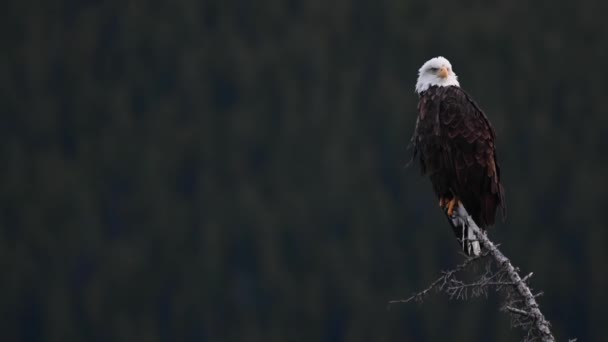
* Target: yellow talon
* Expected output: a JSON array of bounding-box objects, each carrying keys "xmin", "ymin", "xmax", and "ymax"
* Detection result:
[{"xmin": 446, "ymin": 198, "xmax": 461, "ymax": 217}]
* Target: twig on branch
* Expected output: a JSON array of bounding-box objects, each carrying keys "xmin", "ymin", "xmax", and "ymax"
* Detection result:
[
  {"xmin": 392, "ymin": 204, "xmax": 558, "ymax": 342},
  {"xmin": 520, "ymin": 272, "xmax": 532, "ymax": 281},
  {"xmin": 505, "ymin": 306, "xmax": 531, "ymax": 317},
  {"xmin": 388, "ymin": 252, "xmax": 486, "ymax": 305}
]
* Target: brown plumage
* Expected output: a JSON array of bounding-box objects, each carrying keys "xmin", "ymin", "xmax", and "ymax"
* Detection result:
[{"xmin": 412, "ymin": 85, "xmax": 506, "ymax": 231}]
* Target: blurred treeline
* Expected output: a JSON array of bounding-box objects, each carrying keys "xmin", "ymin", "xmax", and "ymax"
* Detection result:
[{"xmin": 2, "ymin": 0, "xmax": 607, "ymax": 341}]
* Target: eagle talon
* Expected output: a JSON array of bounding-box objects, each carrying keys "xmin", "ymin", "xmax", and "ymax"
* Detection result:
[{"xmin": 446, "ymin": 198, "xmax": 461, "ymax": 217}]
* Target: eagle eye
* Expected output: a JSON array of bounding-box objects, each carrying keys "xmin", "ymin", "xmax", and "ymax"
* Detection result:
[{"xmin": 429, "ymin": 67, "xmax": 439, "ymax": 72}]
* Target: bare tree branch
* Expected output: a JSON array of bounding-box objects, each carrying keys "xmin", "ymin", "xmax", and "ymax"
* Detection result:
[
  {"xmin": 388, "ymin": 252, "xmax": 487, "ymax": 305},
  {"xmin": 456, "ymin": 205, "xmax": 555, "ymax": 342},
  {"xmin": 391, "ymin": 204, "xmax": 559, "ymax": 342}
]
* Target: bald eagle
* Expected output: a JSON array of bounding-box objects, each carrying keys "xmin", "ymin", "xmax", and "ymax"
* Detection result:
[{"xmin": 411, "ymin": 56, "xmax": 506, "ymax": 255}]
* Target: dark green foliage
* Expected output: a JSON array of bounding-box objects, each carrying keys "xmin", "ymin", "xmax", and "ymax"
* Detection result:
[{"xmin": 1, "ymin": 0, "xmax": 605, "ymax": 341}]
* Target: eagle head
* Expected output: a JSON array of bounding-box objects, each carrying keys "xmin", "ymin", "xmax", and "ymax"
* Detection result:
[{"xmin": 415, "ymin": 56, "xmax": 460, "ymax": 94}]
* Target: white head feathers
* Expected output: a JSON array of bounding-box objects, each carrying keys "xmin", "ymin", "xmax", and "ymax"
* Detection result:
[{"xmin": 415, "ymin": 56, "xmax": 460, "ymax": 93}]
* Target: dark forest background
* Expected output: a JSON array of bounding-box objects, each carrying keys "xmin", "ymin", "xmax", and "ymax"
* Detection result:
[{"xmin": 2, "ymin": 0, "xmax": 607, "ymax": 341}]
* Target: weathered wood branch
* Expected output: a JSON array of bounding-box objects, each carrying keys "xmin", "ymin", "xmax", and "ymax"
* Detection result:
[
  {"xmin": 388, "ymin": 252, "xmax": 486, "ymax": 305},
  {"xmin": 450, "ymin": 204, "xmax": 555, "ymax": 342},
  {"xmin": 391, "ymin": 204, "xmax": 558, "ymax": 341}
]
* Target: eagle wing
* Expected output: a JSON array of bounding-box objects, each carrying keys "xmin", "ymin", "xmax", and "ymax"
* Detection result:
[{"xmin": 439, "ymin": 87, "xmax": 506, "ymax": 227}]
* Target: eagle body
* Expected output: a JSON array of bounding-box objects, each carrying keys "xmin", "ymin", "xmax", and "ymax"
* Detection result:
[
  {"xmin": 414, "ymin": 85, "xmax": 505, "ymax": 228},
  {"xmin": 411, "ymin": 57, "xmax": 505, "ymax": 255}
]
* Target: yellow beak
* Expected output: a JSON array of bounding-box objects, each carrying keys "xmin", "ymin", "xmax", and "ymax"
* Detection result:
[{"xmin": 438, "ymin": 67, "xmax": 449, "ymax": 78}]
